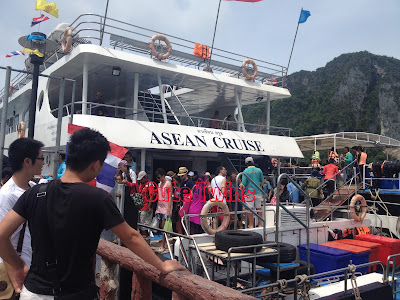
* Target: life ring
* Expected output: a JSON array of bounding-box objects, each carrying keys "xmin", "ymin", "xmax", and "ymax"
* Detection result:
[
  {"xmin": 61, "ymin": 27, "xmax": 73, "ymax": 54},
  {"xmin": 200, "ymin": 200, "xmax": 230, "ymax": 235},
  {"xmin": 149, "ymin": 34, "xmax": 172, "ymax": 60},
  {"xmin": 241, "ymin": 58, "xmax": 258, "ymax": 81},
  {"xmin": 349, "ymin": 194, "xmax": 368, "ymax": 222},
  {"xmin": 264, "ymin": 78, "xmax": 278, "ymax": 86},
  {"xmin": 8, "ymin": 83, "xmax": 13, "ymax": 95}
]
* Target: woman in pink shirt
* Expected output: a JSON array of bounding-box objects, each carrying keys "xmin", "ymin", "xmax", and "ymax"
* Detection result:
[{"xmin": 155, "ymin": 168, "xmax": 172, "ymax": 253}]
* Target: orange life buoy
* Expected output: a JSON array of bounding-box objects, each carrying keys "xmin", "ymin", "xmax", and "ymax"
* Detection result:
[
  {"xmin": 349, "ymin": 194, "xmax": 368, "ymax": 222},
  {"xmin": 242, "ymin": 58, "xmax": 258, "ymax": 81},
  {"xmin": 200, "ymin": 200, "xmax": 230, "ymax": 235},
  {"xmin": 61, "ymin": 27, "xmax": 73, "ymax": 54},
  {"xmin": 149, "ymin": 34, "xmax": 172, "ymax": 60},
  {"xmin": 264, "ymin": 78, "xmax": 278, "ymax": 86}
]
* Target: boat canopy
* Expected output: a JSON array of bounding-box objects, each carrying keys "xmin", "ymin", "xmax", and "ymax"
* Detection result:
[{"xmin": 295, "ymin": 132, "xmax": 400, "ymax": 152}]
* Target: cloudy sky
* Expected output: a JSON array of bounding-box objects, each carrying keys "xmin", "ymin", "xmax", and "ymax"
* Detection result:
[{"xmin": 0, "ymin": 0, "xmax": 399, "ymax": 82}]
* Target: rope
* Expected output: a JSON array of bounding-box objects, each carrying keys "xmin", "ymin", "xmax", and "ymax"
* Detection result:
[
  {"xmin": 277, "ymin": 279, "xmax": 287, "ymax": 290},
  {"xmin": 296, "ymin": 274, "xmax": 311, "ymax": 300},
  {"xmin": 349, "ymin": 264, "xmax": 362, "ymax": 300}
]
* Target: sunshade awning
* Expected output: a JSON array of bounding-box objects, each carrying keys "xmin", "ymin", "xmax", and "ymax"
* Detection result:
[{"xmin": 295, "ymin": 132, "xmax": 400, "ymax": 152}]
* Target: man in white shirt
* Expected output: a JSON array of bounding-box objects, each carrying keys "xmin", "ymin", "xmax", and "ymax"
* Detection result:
[{"xmin": 0, "ymin": 138, "xmax": 44, "ymax": 293}]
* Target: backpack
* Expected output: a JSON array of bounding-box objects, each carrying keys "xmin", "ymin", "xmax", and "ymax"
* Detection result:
[{"xmin": 130, "ymin": 193, "xmax": 144, "ymax": 209}]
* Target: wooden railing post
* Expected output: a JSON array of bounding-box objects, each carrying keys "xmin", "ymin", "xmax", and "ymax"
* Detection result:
[
  {"xmin": 100, "ymin": 257, "xmax": 118, "ymax": 300},
  {"xmin": 131, "ymin": 272, "xmax": 151, "ymax": 300}
]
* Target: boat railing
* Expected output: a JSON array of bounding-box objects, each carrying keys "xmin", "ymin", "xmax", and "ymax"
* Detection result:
[
  {"xmin": 385, "ymin": 253, "xmax": 400, "ymax": 297},
  {"xmin": 96, "ymin": 238, "xmax": 257, "ymax": 300},
  {"xmin": 307, "ymin": 160, "xmax": 358, "ymax": 205},
  {"xmin": 275, "ymin": 173, "xmax": 311, "ymax": 279},
  {"xmin": 67, "ymin": 14, "xmax": 287, "ymax": 85},
  {"xmin": 242, "ymin": 260, "xmax": 385, "ymax": 299},
  {"xmin": 51, "ymin": 100, "xmax": 292, "ymax": 136}
]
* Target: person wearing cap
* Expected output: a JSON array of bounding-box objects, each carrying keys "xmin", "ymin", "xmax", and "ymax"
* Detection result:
[
  {"xmin": 241, "ymin": 157, "xmax": 264, "ymax": 228},
  {"xmin": 177, "ymin": 167, "xmax": 194, "ymax": 234},
  {"xmin": 178, "ymin": 167, "xmax": 195, "ymax": 200},
  {"xmin": 137, "ymin": 171, "xmax": 156, "ymax": 238}
]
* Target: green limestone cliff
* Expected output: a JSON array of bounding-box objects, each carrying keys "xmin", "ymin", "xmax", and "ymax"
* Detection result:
[{"xmin": 243, "ymin": 51, "xmax": 400, "ymax": 139}]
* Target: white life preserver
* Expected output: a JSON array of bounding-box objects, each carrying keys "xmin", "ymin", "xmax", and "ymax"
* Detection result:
[
  {"xmin": 349, "ymin": 194, "xmax": 368, "ymax": 222},
  {"xmin": 61, "ymin": 27, "xmax": 73, "ymax": 54},
  {"xmin": 264, "ymin": 78, "xmax": 278, "ymax": 86},
  {"xmin": 241, "ymin": 58, "xmax": 258, "ymax": 81},
  {"xmin": 200, "ymin": 200, "xmax": 230, "ymax": 235},
  {"xmin": 149, "ymin": 34, "xmax": 172, "ymax": 60}
]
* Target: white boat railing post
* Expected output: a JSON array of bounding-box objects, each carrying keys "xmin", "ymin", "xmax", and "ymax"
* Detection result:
[
  {"xmin": 157, "ymin": 74, "xmax": 168, "ymax": 124},
  {"xmin": 82, "ymin": 63, "xmax": 88, "ymax": 115},
  {"xmin": 266, "ymin": 92, "xmax": 271, "ymax": 135},
  {"xmin": 69, "ymin": 81, "xmax": 76, "ymax": 124},
  {"xmin": 133, "ymin": 73, "xmax": 139, "ymax": 120},
  {"xmin": 53, "ymin": 77, "xmax": 65, "ymax": 178},
  {"xmin": 0, "ymin": 66, "xmax": 11, "ymax": 172}
]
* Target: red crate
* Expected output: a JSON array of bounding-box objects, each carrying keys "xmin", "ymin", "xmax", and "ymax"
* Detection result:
[
  {"xmin": 336, "ymin": 239, "xmax": 380, "ymax": 271},
  {"xmin": 355, "ymin": 235, "xmax": 400, "ymax": 266}
]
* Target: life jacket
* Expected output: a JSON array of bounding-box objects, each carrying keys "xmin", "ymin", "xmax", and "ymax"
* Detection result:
[{"xmin": 194, "ymin": 43, "xmax": 210, "ymax": 59}]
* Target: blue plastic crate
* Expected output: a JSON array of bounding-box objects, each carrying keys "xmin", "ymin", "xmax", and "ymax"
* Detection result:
[
  {"xmin": 298, "ymin": 243, "xmax": 352, "ymax": 276},
  {"xmin": 347, "ymin": 251, "xmax": 370, "ymax": 273}
]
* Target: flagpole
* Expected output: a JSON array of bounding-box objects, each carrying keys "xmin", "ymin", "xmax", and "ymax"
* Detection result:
[
  {"xmin": 100, "ymin": 0, "xmax": 110, "ymax": 46},
  {"xmin": 207, "ymin": 0, "xmax": 222, "ymax": 69},
  {"xmin": 286, "ymin": 7, "xmax": 302, "ymax": 77}
]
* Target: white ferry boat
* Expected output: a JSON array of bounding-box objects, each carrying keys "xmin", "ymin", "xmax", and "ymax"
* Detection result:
[{"xmin": 1, "ymin": 13, "xmax": 399, "ymax": 300}]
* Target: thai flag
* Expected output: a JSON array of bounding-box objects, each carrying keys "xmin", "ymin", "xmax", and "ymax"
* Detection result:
[
  {"xmin": 31, "ymin": 14, "xmax": 49, "ymax": 27},
  {"xmin": 5, "ymin": 51, "xmax": 25, "ymax": 58},
  {"xmin": 67, "ymin": 124, "xmax": 128, "ymax": 193}
]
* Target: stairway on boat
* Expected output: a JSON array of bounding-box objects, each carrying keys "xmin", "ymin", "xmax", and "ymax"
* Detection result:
[
  {"xmin": 138, "ymin": 91, "xmax": 178, "ymax": 124},
  {"xmin": 313, "ymin": 184, "xmax": 360, "ymax": 222}
]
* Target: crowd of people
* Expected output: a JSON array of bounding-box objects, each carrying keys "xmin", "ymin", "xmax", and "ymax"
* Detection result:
[{"xmin": 0, "ymin": 131, "xmax": 184, "ymax": 299}]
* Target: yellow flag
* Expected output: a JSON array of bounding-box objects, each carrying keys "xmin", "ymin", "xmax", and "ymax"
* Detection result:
[
  {"xmin": 24, "ymin": 48, "xmax": 44, "ymax": 57},
  {"xmin": 35, "ymin": 0, "xmax": 59, "ymax": 18}
]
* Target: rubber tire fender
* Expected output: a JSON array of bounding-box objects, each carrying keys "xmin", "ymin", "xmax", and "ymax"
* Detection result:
[
  {"xmin": 258, "ymin": 242, "xmax": 297, "ymax": 263},
  {"xmin": 270, "ymin": 260, "xmax": 315, "ymax": 280},
  {"xmin": 215, "ymin": 230, "xmax": 263, "ymax": 253}
]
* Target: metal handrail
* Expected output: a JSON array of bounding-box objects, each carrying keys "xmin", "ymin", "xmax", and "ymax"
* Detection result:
[
  {"xmin": 307, "ymin": 159, "xmax": 358, "ymax": 200},
  {"xmin": 49, "ymin": 100, "xmax": 292, "ymax": 135},
  {"xmin": 276, "ymin": 173, "xmax": 311, "ymax": 279}
]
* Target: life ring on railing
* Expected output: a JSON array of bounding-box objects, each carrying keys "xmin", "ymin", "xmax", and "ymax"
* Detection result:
[
  {"xmin": 264, "ymin": 78, "xmax": 278, "ymax": 86},
  {"xmin": 200, "ymin": 200, "xmax": 230, "ymax": 235},
  {"xmin": 241, "ymin": 58, "xmax": 258, "ymax": 81},
  {"xmin": 349, "ymin": 194, "xmax": 368, "ymax": 222},
  {"xmin": 61, "ymin": 27, "xmax": 73, "ymax": 54},
  {"xmin": 8, "ymin": 83, "xmax": 13, "ymax": 95},
  {"xmin": 149, "ymin": 34, "xmax": 172, "ymax": 60}
]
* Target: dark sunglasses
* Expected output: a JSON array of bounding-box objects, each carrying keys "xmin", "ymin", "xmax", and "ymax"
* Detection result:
[{"xmin": 36, "ymin": 157, "xmax": 45, "ymax": 161}]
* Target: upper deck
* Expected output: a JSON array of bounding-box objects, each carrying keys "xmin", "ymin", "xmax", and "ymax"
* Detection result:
[{"xmin": 0, "ymin": 13, "xmax": 303, "ymax": 161}]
